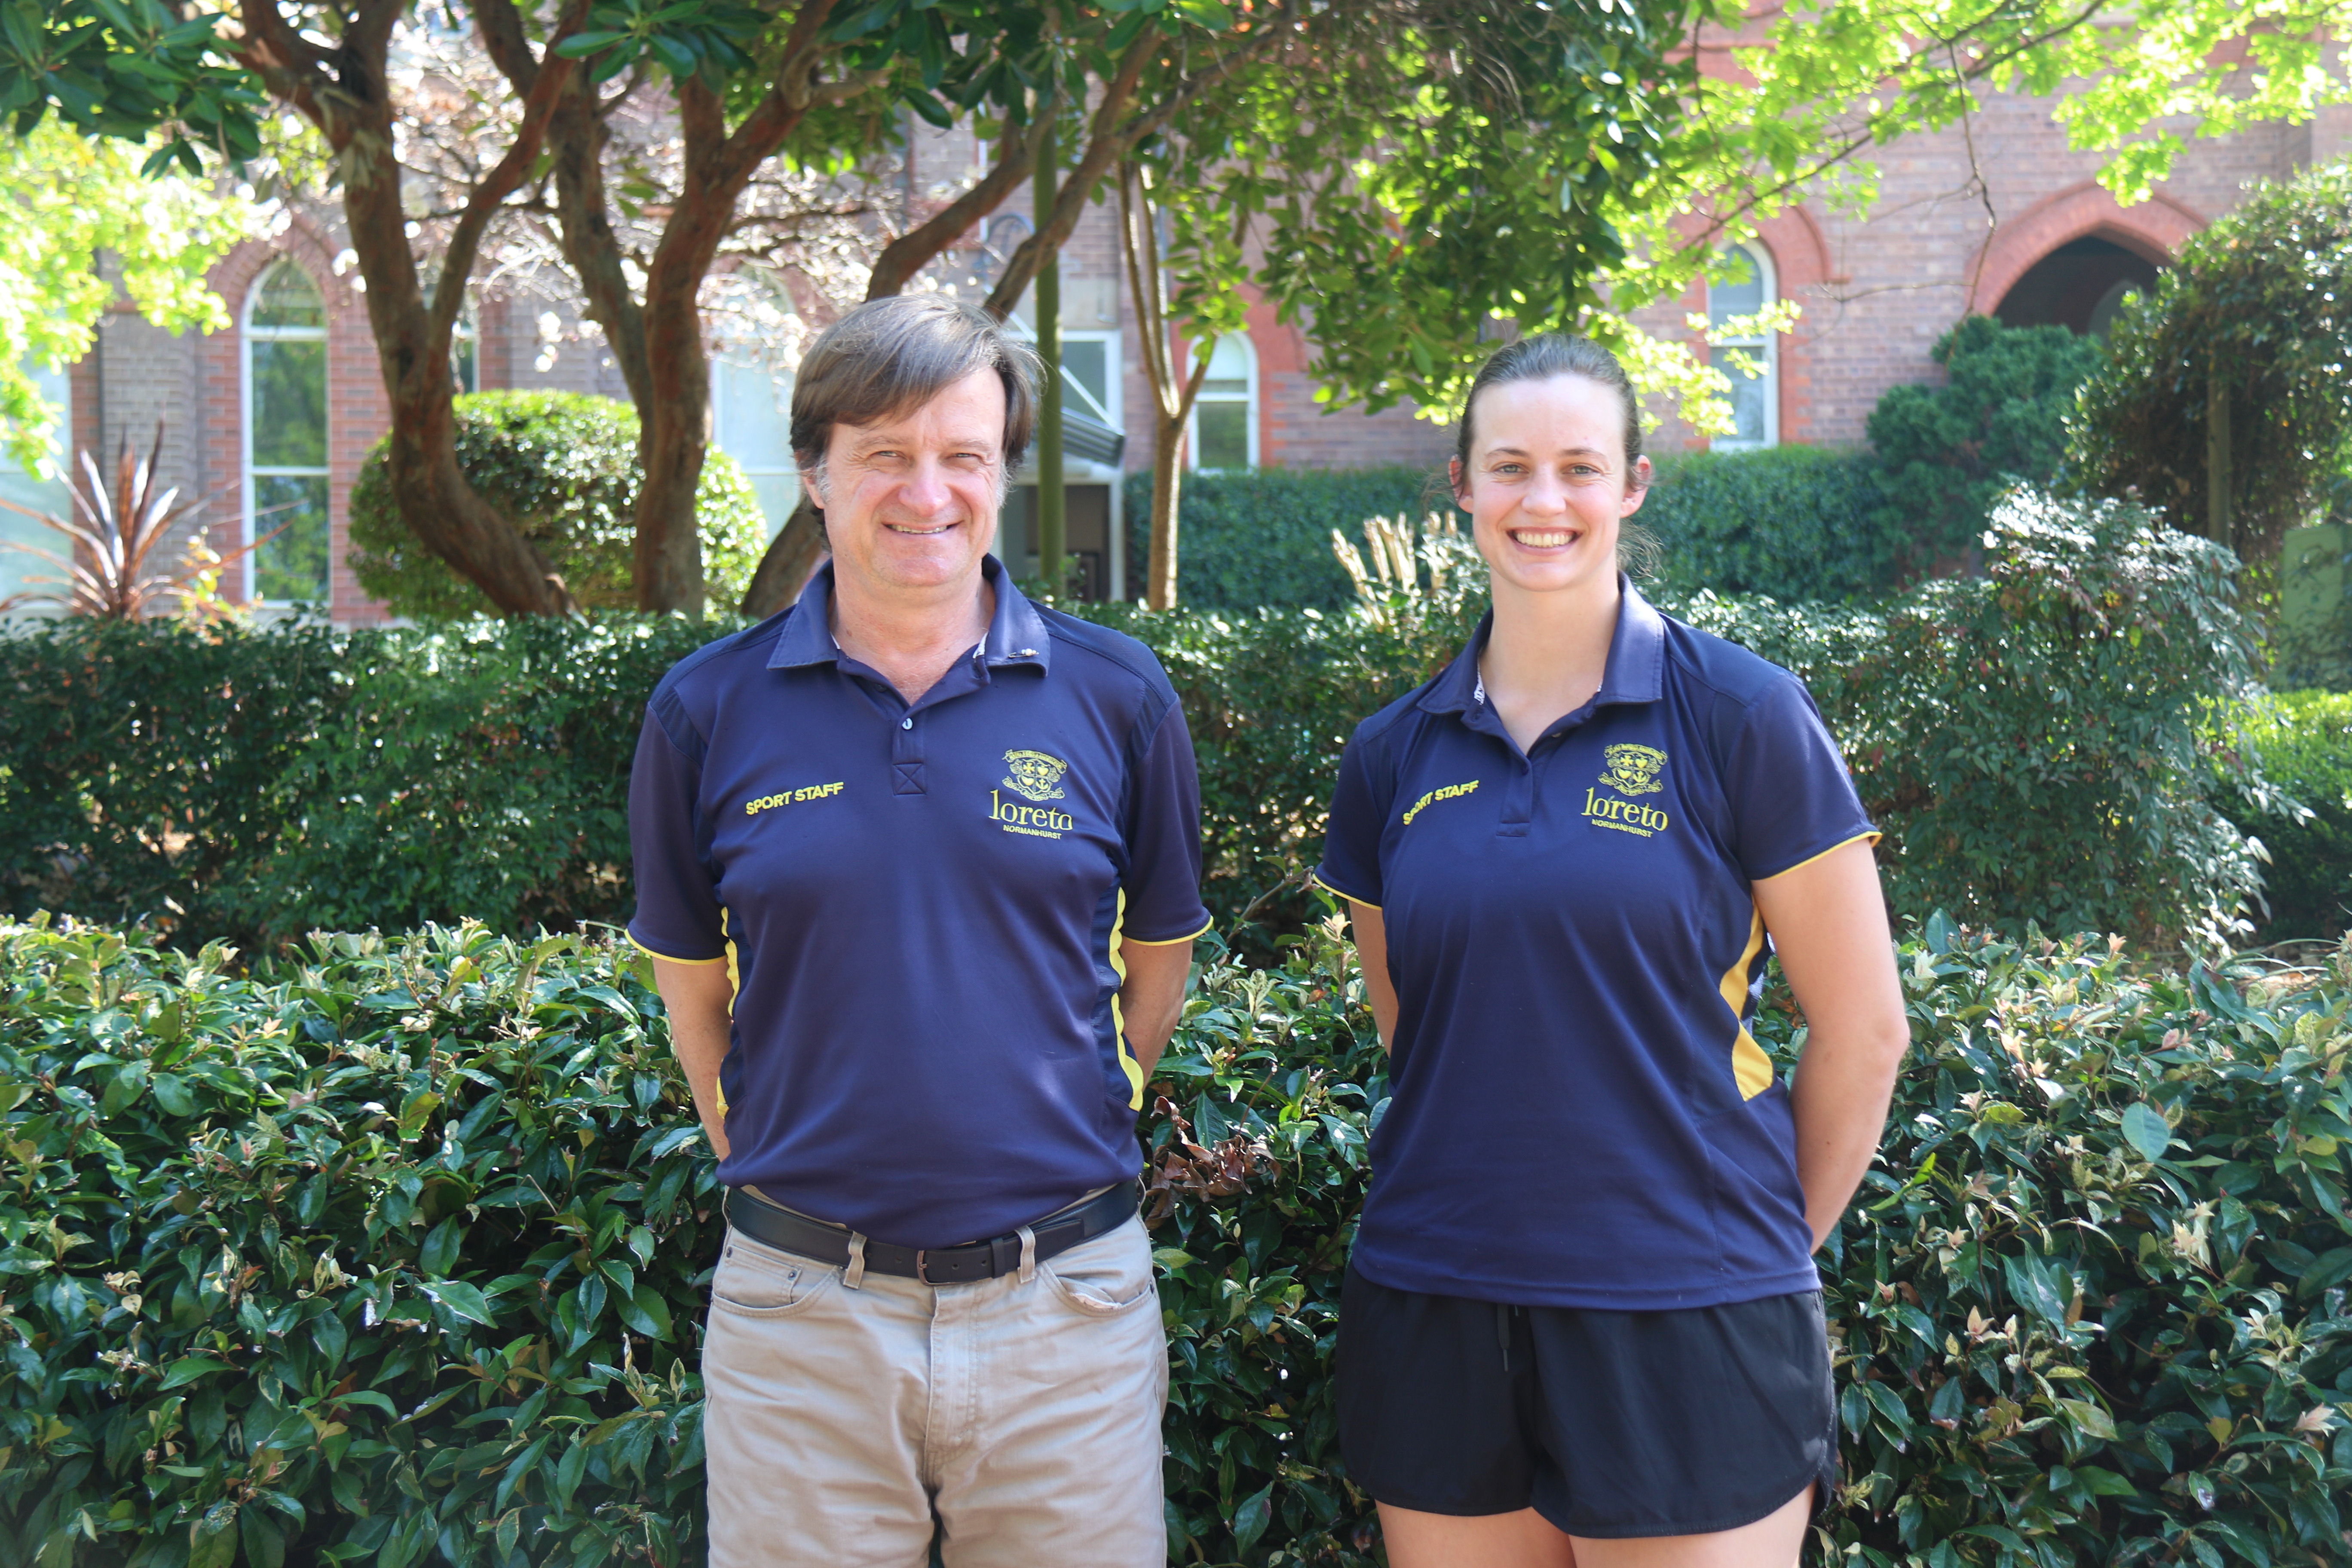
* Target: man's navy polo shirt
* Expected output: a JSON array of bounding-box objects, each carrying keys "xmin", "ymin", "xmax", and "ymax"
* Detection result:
[
  {"xmin": 628, "ymin": 556, "xmax": 1210, "ymax": 1250},
  {"xmin": 1315, "ymin": 583, "xmax": 1877, "ymax": 1310}
]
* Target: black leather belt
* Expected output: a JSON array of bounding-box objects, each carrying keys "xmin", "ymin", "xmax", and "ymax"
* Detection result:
[{"xmin": 723, "ymin": 1180, "xmax": 1139, "ymax": 1285}]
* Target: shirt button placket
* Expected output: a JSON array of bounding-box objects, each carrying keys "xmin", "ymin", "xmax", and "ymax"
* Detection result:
[
  {"xmin": 1498, "ymin": 753, "xmax": 1534, "ymax": 838},
  {"xmin": 892, "ymin": 710, "xmax": 926, "ymax": 796}
]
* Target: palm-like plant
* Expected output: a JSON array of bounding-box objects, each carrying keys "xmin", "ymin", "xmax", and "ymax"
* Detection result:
[{"xmin": 0, "ymin": 425, "xmax": 279, "ymax": 618}]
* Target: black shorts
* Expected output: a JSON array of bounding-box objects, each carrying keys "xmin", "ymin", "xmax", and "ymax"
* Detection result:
[{"xmin": 1336, "ymin": 1265, "xmax": 1837, "ymax": 1539}]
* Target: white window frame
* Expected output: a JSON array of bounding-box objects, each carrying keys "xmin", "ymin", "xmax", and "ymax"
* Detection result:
[
  {"xmin": 1185, "ymin": 333, "xmax": 1258, "ymax": 472},
  {"xmin": 241, "ymin": 260, "xmax": 331, "ymax": 603},
  {"xmin": 1055, "ymin": 328, "xmax": 1123, "ymax": 435},
  {"xmin": 1708, "ymin": 242, "xmax": 1779, "ymax": 451}
]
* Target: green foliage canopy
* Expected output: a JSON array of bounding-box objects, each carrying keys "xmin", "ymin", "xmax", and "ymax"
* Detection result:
[
  {"xmin": 347, "ymin": 392, "xmax": 768, "ymax": 619},
  {"xmin": 2073, "ymin": 161, "xmax": 2352, "ymax": 564}
]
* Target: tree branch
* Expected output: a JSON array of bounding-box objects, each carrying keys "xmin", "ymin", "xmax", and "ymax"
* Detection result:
[
  {"xmin": 868, "ymin": 113, "xmax": 1047, "ymax": 299},
  {"xmin": 431, "ymin": 0, "xmax": 588, "ymax": 348}
]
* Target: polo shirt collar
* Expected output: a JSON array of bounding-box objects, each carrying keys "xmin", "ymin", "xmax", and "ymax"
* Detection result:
[
  {"xmin": 767, "ymin": 555, "xmax": 1051, "ymax": 672},
  {"xmin": 1419, "ymin": 576, "xmax": 1668, "ymax": 717}
]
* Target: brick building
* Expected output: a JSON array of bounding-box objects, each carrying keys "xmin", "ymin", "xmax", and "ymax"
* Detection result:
[{"xmin": 5, "ymin": 75, "xmax": 2346, "ymax": 618}]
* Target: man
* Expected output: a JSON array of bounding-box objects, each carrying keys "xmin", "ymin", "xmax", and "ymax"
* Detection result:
[{"xmin": 627, "ymin": 294, "xmax": 1209, "ymax": 1568}]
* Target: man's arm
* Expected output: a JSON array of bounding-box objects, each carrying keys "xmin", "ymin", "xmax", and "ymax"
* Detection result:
[
  {"xmin": 1344, "ymin": 901, "xmax": 1400, "ymax": 1051},
  {"xmin": 1117, "ymin": 937, "xmax": 1194, "ymax": 1081},
  {"xmin": 1753, "ymin": 839, "xmax": 1911, "ymax": 1251},
  {"xmin": 651, "ymin": 956, "xmax": 736, "ymax": 1162}
]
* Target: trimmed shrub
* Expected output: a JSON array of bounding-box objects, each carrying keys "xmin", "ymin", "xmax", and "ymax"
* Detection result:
[
  {"xmin": 1122, "ymin": 466, "xmax": 1440, "ymax": 609},
  {"xmin": 1640, "ymin": 445, "xmax": 1905, "ymax": 603},
  {"xmin": 0, "ymin": 617, "xmax": 348, "ymax": 943},
  {"xmin": 2232, "ymin": 690, "xmax": 2352, "ymax": 943},
  {"xmin": 0, "ymin": 492, "xmax": 2269, "ymax": 952},
  {"xmin": 1865, "ymin": 315, "xmax": 2104, "ymax": 572},
  {"xmin": 347, "ymin": 392, "xmax": 769, "ymax": 617},
  {"xmin": 7, "ymin": 914, "xmax": 2352, "ymax": 1567}
]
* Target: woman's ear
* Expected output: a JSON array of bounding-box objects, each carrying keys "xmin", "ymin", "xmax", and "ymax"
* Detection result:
[
  {"xmin": 1449, "ymin": 455, "xmax": 1470, "ymax": 509},
  {"xmin": 1620, "ymin": 455, "xmax": 1654, "ymax": 516}
]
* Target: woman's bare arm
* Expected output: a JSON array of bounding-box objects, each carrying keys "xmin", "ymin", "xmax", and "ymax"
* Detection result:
[{"xmin": 1753, "ymin": 839, "xmax": 1911, "ymax": 1250}]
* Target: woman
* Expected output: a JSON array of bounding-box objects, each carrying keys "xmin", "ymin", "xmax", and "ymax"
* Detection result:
[{"xmin": 1315, "ymin": 334, "xmax": 1909, "ymax": 1568}]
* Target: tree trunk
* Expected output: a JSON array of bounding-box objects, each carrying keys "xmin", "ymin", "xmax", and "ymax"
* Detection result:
[
  {"xmin": 331, "ymin": 21, "xmax": 574, "ymax": 614},
  {"xmin": 1032, "ymin": 111, "xmax": 1065, "ymax": 592},
  {"xmin": 741, "ymin": 494, "xmax": 828, "ymax": 616},
  {"xmin": 1147, "ymin": 412, "xmax": 1185, "ymax": 610},
  {"xmin": 2206, "ymin": 367, "xmax": 2232, "ymax": 549}
]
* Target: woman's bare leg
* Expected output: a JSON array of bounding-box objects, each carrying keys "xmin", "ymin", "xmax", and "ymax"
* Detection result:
[
  {"xmin": 1569, "ymin": 1485, "xmax": 1812, "ymax": 1568},
  {"xmin": 1375, "ymin": 1486, "xmax": 1811, "ymax": 1568},
  {"xmin": 1377, "ymin": 1504, "xmax": 1578, "ymax": 1568}
]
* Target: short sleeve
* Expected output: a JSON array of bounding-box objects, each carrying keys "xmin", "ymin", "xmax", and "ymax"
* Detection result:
[
  {"xmin": 1723, "ymin": 676, "xmax": 1879, "ymax": 882},
  {"xmin": 627, "ymin": 704, "xmax": 728, "ymax": 963},
  {"xmin": 1314, "ymin": 726, "xmax": 1390, "ymax": 907},
  {"xmin": 1119, "ymin": 702, "xmax": 1213, "ymax": 944}
]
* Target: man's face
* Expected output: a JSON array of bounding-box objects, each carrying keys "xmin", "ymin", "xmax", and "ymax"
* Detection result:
[{"xmin": 811, "ymin": 368, "xmax": 1008, "ymax": 597}]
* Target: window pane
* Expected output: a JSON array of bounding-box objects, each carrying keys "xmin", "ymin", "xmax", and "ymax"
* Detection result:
[
  {"xmin": 251, "ymin": 340, "xmax": 328, "ymax": 468},
  {"xmin": 1195, "ymin": 402, "xmax": 1250, "ymax": 470},
  {"xmin": 747, "ymin": 473, "xmax": 802, "ymax": 537},
  {"xmin": 254, "ymin": 473, "xmax": 330, "ymax": 602},
  {"xmin": 1709, "ymin": 246, "xmax": 1765, "ymax": 326},
  {"xmin": 715, "ymin": 359, "xmax": 790, "ymax": 463},
  {"xmin": 0, "ymin": 359, "xmax": 70, "ymax": 605},
  {"xmin": 252, "ymin": 264, "xmax": 325, "ymax": 331},
  {"xmin": 1717, "ymin": 346, "xmax": 1769, "ymax": 444},
  {"xmin": 1199, "ymin": 336, "xmax": 1249, "ymax": 396},
  {"xmin": 1061, "ymin": 340, "xmax": 1109, "ymax": 416}
]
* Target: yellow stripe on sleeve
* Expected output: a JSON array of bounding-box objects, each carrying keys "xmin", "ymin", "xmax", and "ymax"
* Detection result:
[
  {"xmin": 1107, "ymin": 890, "xmax": 1145, "ymax": 1110},
  {"xmin": 1756, "ymin": 830, "xmax": 1883, "ymax": 883},
  {"xmin": 1308, "ymin": 870, "xmax": 1381, "ymax": 910},
  {"xmin": 1120, "ymin": 916, "xmax": 1213, "ymax": 947},
  {"xmin": 1719, "ymin": 906, "xmax": 1776, "ymax": 1101},
  {"xmin": 629, "ymin": 935, "xmax": 728, "ymax": 966}
]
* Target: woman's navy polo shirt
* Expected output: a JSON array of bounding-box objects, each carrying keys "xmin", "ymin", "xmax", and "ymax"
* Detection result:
[
  {"xmin": 628, "ymin": 557, "xmax": 1210, "ymax": 1251},
  {"xmin": 1316, "ymin": 583, "xmax": 1877, "ymax": 1310}
]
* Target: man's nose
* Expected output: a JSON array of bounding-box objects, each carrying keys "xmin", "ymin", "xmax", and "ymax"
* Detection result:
[{"xmin": 895, "ymin": 459, "xmax": 956, "ymax": 514}]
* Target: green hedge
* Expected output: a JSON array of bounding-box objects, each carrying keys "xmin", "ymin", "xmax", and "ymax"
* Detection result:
[
  {"xmin": 0, "ymin": 616, "xmax": 719, "ymax": 950},
  {"xmin": 1640, "ymin": 445, "xmax": 1910, "ymax": 603},
  {"xmin": 0, "ymin": 491, "xmax": 2280, "ymax": 952},
  {"xmin": 348, "ymin": 392, "xmax": 769, "ymax": 618},
  {"xmin": 7, "ymin": 913, "xmax": 2352, "ymax": 1567},
  {"xmin": 2232, "ymin": 691, "xmax": 2352, "ymax": 943},
  {"xmin": 1122, "ymin": 466, "xmax": 1440, "ymax": 609}
]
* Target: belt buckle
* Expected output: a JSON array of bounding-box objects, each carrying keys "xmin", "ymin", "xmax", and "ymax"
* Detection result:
[{"xmin": 913, "ymin": 1250, "xmax": 936, "ymax": 1285}]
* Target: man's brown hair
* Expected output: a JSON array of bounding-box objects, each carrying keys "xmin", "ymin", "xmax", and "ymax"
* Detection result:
[{"xmin": 789, "ymin": 295, "xmax": 1041, "ymax": 476}]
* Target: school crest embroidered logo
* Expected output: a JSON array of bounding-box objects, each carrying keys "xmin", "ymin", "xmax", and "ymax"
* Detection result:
[
  {"xmin": 1001, "ymin": 748, "xmax": 1069, "ymax": 803},
  {"xmin": 1599, "ymin": 743, "xmax": 1668, "ymax": 796}
]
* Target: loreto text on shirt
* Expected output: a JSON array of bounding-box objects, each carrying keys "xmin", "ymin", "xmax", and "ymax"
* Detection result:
[
  {"xmin": 746, "ymin": 781, "xmax": 845, "ymax": 815},
  {"xmin": 1583, "ymin": 787, "xmax": 1671, "ymax": 837},
  {"xmin": 1401, "ymin": 779, "xmax": 1480, "ymax": 826},
  {"xmin": 990, "ymin": 790, "xmax": 1075, "ymax": 838}
]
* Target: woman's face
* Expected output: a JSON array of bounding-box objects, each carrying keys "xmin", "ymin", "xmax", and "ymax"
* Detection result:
[{"xmin": 1451, "ymin": 373, "xmax": 1650, "ymax": 601}]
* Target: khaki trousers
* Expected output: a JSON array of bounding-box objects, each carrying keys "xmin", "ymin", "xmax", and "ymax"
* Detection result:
[{"xmin": 703, "ymin": 1213, "xmax": 1169, "ymax": 1568}]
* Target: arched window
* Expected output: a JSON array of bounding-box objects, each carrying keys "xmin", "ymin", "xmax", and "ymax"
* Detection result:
[
  {"xmin": 243, "ymin": 261, "xmax": 330, "ymax": 603},
  {"xmin": 1187, "ymin": 335, "xmax": 1257, "ymax": 472},
  {"xmin": 1708, "ymin": 244, "xmax": 1778, "ymax": 450}
]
